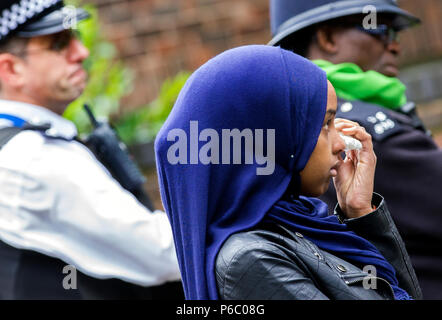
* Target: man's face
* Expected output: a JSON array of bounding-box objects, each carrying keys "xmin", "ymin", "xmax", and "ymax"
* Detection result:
[
  {"xmin": 313, "ymin": 15, "xmax": 403, "ymax": 77},
  {"xmin": 20, "ymin": 30, "xmax": 90, "ymax": 114},
  {"xmin": 333, "ymin": 24, "xmax": 401, "ymax": 77}
]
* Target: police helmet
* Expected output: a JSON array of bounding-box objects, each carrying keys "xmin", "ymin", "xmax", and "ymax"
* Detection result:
[
  {"xmin": 0, "ymin": 0, "xmax": 89, "ymax": 43},
  {"xmin": 269, "ymin": 0, "xmax": 420, "ymax": 46}
]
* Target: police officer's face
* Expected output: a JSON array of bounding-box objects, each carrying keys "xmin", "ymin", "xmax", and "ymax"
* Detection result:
[
  {"xmin": 333, "ymin": 22, "xmax": 400, "ymax": 77},
  {"xmin": 299, "ymin": 81, "xmax": 346, "ymax": 197},
  {"xmin": 311, "ymin": 16, "xmax": 401, "ymax": 77},
  {"xmin": 20, "ymin": 30, "xmax": 90, "ymax": 114}
]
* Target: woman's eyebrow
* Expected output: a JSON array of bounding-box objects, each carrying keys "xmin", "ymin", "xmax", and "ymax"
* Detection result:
[{"xmin": 323, "ymin": 110, "xmax": 337, "ymax": 122}]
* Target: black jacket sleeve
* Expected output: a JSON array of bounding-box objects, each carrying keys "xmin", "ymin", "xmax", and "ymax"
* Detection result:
[{"xmin": 334, "ymin": 193, "xmax": 423, "ymax": 300}]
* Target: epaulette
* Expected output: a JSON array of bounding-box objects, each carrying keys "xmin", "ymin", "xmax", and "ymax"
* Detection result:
[
  {"xmin": 336, "ymin": 99, "xmax": 403, "ymax": 142},
  {"xmin": 0, "ymin": 111, "xmax": 78, "ymax": 144},
  {"xmin": 0, "ymin": 123, "xmax": 53, "ymax": 151},
  {"xmin": 0, "ymin": 114, "xmax": 54, "ymax": 150}
]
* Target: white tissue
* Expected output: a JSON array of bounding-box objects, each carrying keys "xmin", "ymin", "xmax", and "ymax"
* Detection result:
[{"xmin": 339, "ymin": 133, "xmax": 362, "ymax": 151}]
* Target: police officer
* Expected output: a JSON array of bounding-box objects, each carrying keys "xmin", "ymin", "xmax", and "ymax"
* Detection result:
[
  {"xmin": 0, "ymin": 0, "xmax": 182, "ymax": 299},
  {"xmin": 269, "ymin": 0, "xmax": 442, "ymax": 299}
]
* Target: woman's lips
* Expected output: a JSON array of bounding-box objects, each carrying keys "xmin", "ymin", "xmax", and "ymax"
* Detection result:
[{"xmin": 330, "ymin": 161, "xmax": 341, "ymax": 177}]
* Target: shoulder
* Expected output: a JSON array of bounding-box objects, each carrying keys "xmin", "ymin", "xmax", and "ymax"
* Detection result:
[
  {"xmin": 216, "ymin": 230, "xmax": 287, "ymax": 271},
  {"xmin": 0, "ymin": 128, "xmax": 45, "ymax": 146},
  {"xmin": 0, "ymin": 127, "xmax": 77, "ymax": 164},
  {"xmin": 0, "ymin": 128, "xmax": 107, "ymax": 182},
  {"xmin": 215, "ymin": 229, "xmax": 289, "ymax": 299},
  {"xmin": 336, "ymin": 99, "xmax": 403, "ymax": 142},
  {"xmin": 216, "ymin": 223, "xmax": 303, "ymax": 268},
  {"xmin": 0, "ymin": 129, "xmax": 46, "ymax": 166}
]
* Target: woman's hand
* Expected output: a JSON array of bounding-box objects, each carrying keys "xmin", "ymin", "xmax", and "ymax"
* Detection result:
[{"xmin": 333, "ymin": 119, "xmax": 377, "ymax": 219}]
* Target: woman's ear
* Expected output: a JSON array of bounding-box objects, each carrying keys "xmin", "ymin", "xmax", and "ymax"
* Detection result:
[{"xmin": 0, "ymin": 53, "xmax": 25, "ymax": 89}]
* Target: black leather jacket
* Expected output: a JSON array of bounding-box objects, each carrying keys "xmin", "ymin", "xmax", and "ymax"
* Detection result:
[{"xmin": 215, "ymin": 194, "xmax": 423, "ymax": 300}]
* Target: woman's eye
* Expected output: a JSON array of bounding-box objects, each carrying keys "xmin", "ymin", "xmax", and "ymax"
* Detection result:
[{"xmin": 324, "ymin": 119, "xmax": 332, "ymax": 129}]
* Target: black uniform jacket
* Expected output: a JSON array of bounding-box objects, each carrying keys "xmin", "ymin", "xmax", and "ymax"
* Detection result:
[
  {"xmin": 216, "ymin": 193, "xmax": 423, "ymax": 300},
  {"xmin": 320, "ymin": 99, "xmax": 442, "ymax": 299}
]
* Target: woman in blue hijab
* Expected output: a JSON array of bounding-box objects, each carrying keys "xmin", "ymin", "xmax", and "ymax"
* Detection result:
[{"xmin": 155, "ymin": 45, "xmax": 422, "ymax": 300}]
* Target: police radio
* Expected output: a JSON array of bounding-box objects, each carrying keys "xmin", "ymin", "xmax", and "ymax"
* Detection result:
[{"xmin": 83, "ymin": 104, "xmax": 155, "ymax": 212}]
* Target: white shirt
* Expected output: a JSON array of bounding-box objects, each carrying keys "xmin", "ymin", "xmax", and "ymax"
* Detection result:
[{"xmin": 0, "ymin": 99, "xmax": 181, "ymax": 287}]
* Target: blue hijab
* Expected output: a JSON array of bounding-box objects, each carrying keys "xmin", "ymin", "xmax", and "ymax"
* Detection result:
[{"xmin": 155, "ymin": 45, "xmax": 409, "ymax": 300}]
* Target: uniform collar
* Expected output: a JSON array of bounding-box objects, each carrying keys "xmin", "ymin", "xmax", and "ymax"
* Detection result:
[{"xmin": 0, "ymin": 99, "xmax": 77, "ymax": 140}]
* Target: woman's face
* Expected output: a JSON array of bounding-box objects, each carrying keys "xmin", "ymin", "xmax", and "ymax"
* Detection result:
[{"xmin": 299, "ymin": 81, "xmax": 346, "ymax": 197}]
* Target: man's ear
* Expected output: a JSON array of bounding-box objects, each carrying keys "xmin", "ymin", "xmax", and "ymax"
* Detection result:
[
  {"xmin": 315, "ymin": 26, "xmax": 339, "ymax": 55},
  {"xmin": 0, "ymin": 53, "xmax": 25, "ymax": 88}
]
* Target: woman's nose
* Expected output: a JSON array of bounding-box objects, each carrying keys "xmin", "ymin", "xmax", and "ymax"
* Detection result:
[{"xmin": 333, "ymin": 130, "xmax": 346, "ymax": 154}]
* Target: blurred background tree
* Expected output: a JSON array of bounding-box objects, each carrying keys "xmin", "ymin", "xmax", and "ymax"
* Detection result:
[
  {"xmin": 63, "ymin": 1, "xmax": 189, "ymax": 146},
  {"xmin": 116, "ymin": 71, "xmax": 190, "ymax": 145}
]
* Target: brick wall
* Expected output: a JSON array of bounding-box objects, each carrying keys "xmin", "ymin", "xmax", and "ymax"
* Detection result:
[
  {"xmin": 88, "ymin": 0, "xmax": 270, "ymax": 109},
  {"xmin": 87, "ymin": 0, "xmax": 442, "ymax": 109},
  {"xmin": 397, "ymin": 0, "xmax": 442, "ymax": 66}
]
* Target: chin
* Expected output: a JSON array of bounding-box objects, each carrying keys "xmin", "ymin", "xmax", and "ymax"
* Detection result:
[
  {"xmin": 317, "ymin": 186, "xmax": 329, "ymax": 197},
  {"xmin": 317, "ymin": 179, "xmax": 332, "ymax": 197},
  {"xmin": 67, "ymin": 87, "xmax": 86, "ymax": 101},
  {"xmin": 302, "ymin": 185, "xmax": 329, "ymax": 198}
]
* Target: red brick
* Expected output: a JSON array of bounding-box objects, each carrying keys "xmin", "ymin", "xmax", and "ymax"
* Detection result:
[{"xmin": 86, "ymin": 0, "xmax": 441, "ymax": 110}]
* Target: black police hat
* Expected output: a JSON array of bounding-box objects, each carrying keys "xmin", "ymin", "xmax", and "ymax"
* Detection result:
[
  {"xmin": 269, "ymin": 0, "xmax": 421, "ymax": 46},
  {"xmin": 0, "ymin": 0, "xmax": 89, "ymax": 43}
]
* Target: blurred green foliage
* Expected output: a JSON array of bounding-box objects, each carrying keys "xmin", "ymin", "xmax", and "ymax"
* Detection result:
[
  {"xmin": 116, "ymin": 71, "xmax": 190, "ymax": 145},
  {"xmin": 63, "ymin": 3, "xmax": 133, "ymax": 137},
  {"xmin": 63, "ymin": 1, "xmax": 190, "ymax": 145}
]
